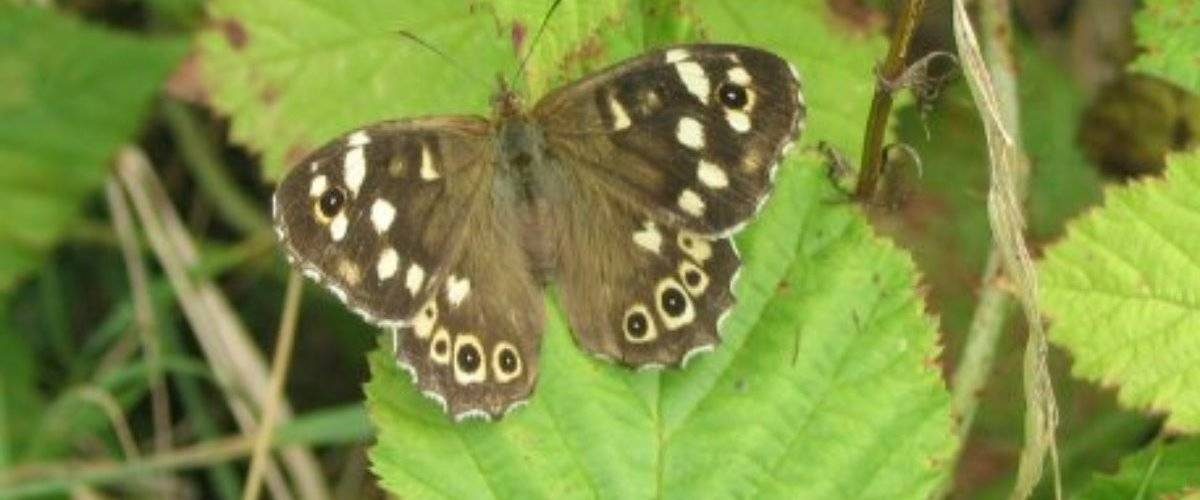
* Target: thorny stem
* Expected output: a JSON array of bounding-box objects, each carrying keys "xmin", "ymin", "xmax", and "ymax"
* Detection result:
[{"xmin": 854, "ymin": 0, "xmax": 927, "ymax": 201}]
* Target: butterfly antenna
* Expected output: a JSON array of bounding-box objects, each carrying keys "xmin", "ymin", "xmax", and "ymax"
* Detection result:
[
  {"xmin": 394, "ymin": 29, "xmax": 487, "ymax": 86},
  {"xmin": 511, "ymin": 0, "xmax": 564, "ymax": 86}
]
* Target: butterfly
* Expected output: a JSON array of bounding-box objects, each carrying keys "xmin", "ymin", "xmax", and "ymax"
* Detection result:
[{"xmin": 273, "ymin": 44, "xmax": 806, "ymax": 421}]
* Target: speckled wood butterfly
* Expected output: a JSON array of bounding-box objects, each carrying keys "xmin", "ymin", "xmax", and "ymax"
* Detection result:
[{"xmin": 273, "ymin": 44, "xmax": 806, "ymax": 421}]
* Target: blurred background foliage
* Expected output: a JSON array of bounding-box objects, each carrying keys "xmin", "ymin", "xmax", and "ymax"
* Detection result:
[{"xmin": 1, "ymin": 0, "xmax": 1198, "ymax": 498}]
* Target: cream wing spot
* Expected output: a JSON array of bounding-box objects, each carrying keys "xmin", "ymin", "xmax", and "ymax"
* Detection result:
[
  {"xmin": 676, "ymin": 117, "xmax": 705, "ymax": 150},
  {"xmin": 725, "ymin": 109, "xmax": 752, "ymax": 133},
  {"xmin": 370, "ymin": 199, "xmax": 396, "ymax": 234},
  {"xmin": 411, "ymin": 299, "xmax": 437, "ymax": 339},
  {"xmin": 329, "ymin": 213, "xmax": 348, "ymax": 241},
  {"xmin": 654, "ymin": 277, "xmax": 696, "ymax": 331},
  {"xmin": 675, "ymin": 61, "xmax": 710, "ymax": 105},
  {"xmin": 632, "ymin": 220, "xmax": 663, "ymax": 254},
  {"xmin": 678, "ymin": 232, "xmax": 713, "ymax": 263},
  {"xmin": 623, "ymin": 303, "xmax": 658, "ymax": 344},
  {"xmin": 677, "ymin": 189, "xmax": 706, "ymax": 217},
  {"xmin": 337, "ymin": 259, "xmax": 361, "ymax": 286},
  {"xmin": 492, "ymin": 342, "xmax": 522, "ymax": 383},
  {"xmin": 347, "ymin": 130, "xmax": 370, "ymax": 147},
  {"xmin": 608, "ymin": 94, "xmax": 632, "ymax": 131},
  {"xmin": 376, "ymin": 247, "xmax": 399, "ymax": 280},
  {"xmin": 727, "ymin": 66, "xmax": 752, "ymax": 86},
  {"xmin": 452, "ymin": 334, "xmax": 486, "ymax": 385},
  {"xmin": 343, "ymin": 147, "xmax": 366, "ymax": 196},
  {"xmin": 665, "ymin": 48, "xmax": 690, "ymax": 63},
  {"xmin": 697, "ymin": 160, "xmax": 729, "ymax": 189},
  {"xmin": 405, "ymin": 263, "xmax": 425, "ymax": 296},
  {"xmin": 446, "ymin": 275, "xmax": 471, "ymax": 306},
  {"xmin": 419, "ymin": 145, "xmax": 439, "ymax": 180},
  {"xmin": 309, "ymin": 175, "xmax": 328, "ymax": 197}
]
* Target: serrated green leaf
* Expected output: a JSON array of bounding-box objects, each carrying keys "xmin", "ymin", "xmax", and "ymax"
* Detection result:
[
  {"xmin": 0, "ymin": 6, "xmax": 187, "ymax": 295},
  {"xmin": 199, "ymin": 0, "xmax": 641, "ymax": 180},
  {"xmin": 202, "ymin": 0, "xmax": 956, "ymax": 497},
  {"xmin": 1079, "ymin": 439, "xmax": 1200, "ymax": 499},
  {"xmin": 1131, "ymin": 0, "xmax": 1200, "ymax": 93},
  {"xmin": 1039, "ymin": 151, "xmax": 1200, "ymax": 432}
]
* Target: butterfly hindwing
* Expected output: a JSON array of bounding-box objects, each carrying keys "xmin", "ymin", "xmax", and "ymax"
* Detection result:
[
  {"xmin": 534, "ymin": 44, "xmax": 805, "ymax": 237},
  {"xmin": 551, "ymin": 175, "xmax": 740, "ymax": 367},
  {"xmin": 391, "ymin": 201, "xmax": 544, "ymax": 420},
  {"xmin": 273, "ymin": 117, "xmax": 492, "ymax": 326}
]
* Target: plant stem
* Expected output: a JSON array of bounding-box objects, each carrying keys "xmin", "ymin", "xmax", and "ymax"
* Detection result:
[
  {"xmin": 243, "ymin": 272, "xmax": 303, "ymax": 500},
  {"xmin": 854, "ymin": 0, "xmax": 927, "ymax": 201},
  {"xmin": 161, "ymin": 99, "xmax": 270, "ymax": 236}
]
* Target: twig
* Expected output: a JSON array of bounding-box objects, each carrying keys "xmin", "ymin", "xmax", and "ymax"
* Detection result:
[
  {"xmin": 243, "ymin": 272, "xmax": 304, "ymax": 500},
  {"xmin": 0, "ymin": 433, "xmax": 255, "ymax": 497},
  {"xmin": 116, "ymin": 147, "xmax": 329, "ymax": 500},
  {"xmin": 949, "ymin": 2, "xmax": 1061, "ymax": 499},
  {"xmin": 106, "ymin": 179, "xmax": 173, "ymax": 454},
  {"xmin": 71, "ymin": 387, "xmax": 142, "ymax": 460},
  {"xmin": 854, "ymin": 0, "xmax": 927, "ymax": 201}
]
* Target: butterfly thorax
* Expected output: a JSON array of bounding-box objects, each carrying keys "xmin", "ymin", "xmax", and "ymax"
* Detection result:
[{"xmin": 491, "ymin": 96, "xmax": 560, "ymax": 283}]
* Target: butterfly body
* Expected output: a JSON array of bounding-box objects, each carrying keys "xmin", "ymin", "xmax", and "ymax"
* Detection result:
[{"xmin": 273, "ymin": 44, "xmax": 806, "ymax": 420}]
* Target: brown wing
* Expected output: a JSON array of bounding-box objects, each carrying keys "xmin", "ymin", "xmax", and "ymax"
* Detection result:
[
  {"xmin": 273, "ymin": 117, "xmax": 543, "ymax": 420},
  {"xmin": 549, "ymin": 165, "xmax": 740, "ymax": 367},
  {"xmin": 533, "ymin": 43, "xmax": 805, "ymax": 237}
]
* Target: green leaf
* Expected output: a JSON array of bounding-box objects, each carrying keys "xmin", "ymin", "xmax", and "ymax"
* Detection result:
[
  {"xmin": 1039, "ymin": 151, "xmax": 1200, "ymax": 432},
  {"xmin": 199, "ymin": 0, "xmax": 640, "ymax": 180},
  {"xmin": 0, "ymin": 6, "xmax": 187, "ymax": 294},
  {"xmin": 1131, "ymin": 0, "xmax": 1200, "ymax": 93},
  {"xmin": 202, "ymin": 0, "xmax": 956, "ymax": 497},
  {"xmin": 1079, "ymin": 439, "xmax": 1200, "ymax": 499}
]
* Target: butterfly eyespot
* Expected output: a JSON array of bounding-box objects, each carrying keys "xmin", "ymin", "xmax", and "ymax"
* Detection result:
[
  {"xmin": 718, "ymin": 82, "xmax": 749, "ymax": 109},
  {"xmin": 622, "ymin": 304, "xmax": 658, "ymax": 343},
  {"xmin": 492, "ymin": 342, "xmax": 522, "ymax": 383},
  {"xmin": 430, "ymin": 328, "xmax": 452, "ymax": 365},
  {"xmin": 316, "ymin": 186, "xmax": 347, "ymax": 219},
  {"xmin": 678, "ymin": 260, "xmax": 710, "ymax": 296},
  {"xmin": 654, "ymin": 278, "xmax": 695, "ymax": 330},
  {"xmin": 661, "ymin": 288, "xmax": 688, "ymax": 316},
  {"xmin": 452, "ymin": 334, "xmax": 487, "ymax": 385}
]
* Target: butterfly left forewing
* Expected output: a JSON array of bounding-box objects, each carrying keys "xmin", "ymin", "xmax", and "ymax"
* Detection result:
[
  {"xmin": 534, "ymin": 44, "xmax": 805, "ymax": 237},
  {"xmin": 273, "ymin": 117, "xmax": 492, "ymax": 326}
]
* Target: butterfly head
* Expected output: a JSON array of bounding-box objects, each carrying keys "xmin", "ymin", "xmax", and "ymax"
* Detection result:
[{"xmin": 491, "ymin": 75, "xmax": 527, "ymax": 121}]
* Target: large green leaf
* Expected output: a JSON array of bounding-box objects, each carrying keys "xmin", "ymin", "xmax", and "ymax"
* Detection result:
[
  {"xmin": 1079, "ymin": 438, "xmax": 1200, "ymax": 499},
  {"xmin": 0, "ymin": 6, "xmax": 187, "ymax": 294},
  {"xmin": 1039, "ymin": 151, "xmax": 1200, "ymax": 433},
  {"xmin": 201, "ymin": 0, "xmax": 956, "ymax": 497},
  {"xmin": 1131, "ymin": 0, "xmax": 1200, "ymax": 92}
]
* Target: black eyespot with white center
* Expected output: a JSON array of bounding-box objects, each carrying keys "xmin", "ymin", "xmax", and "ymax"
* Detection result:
[
  {"xmin": 654, "ymin": 278, "xmax": 696, "ymax": 331},
  {"xmin": 317, "ymin": 186, "xmax": 346, "ymax": 219},
  {"xmin": 451, "ymin": 333, "xmax": 484, "ymax": 383},
  {"xmin": 457, "ymin": 345, "xmax": 481, "ymax": 372},
  {"xmin": 627, "ymin": 312, "xmax": 648, "ymax": 338},
  {"xmin": 622, "ymin": 304, "xmax": 658, "ymax": 343},
  {"xmin": 492, "ymin": 342, "xmax": 522, "ymax": 383},
  {"xmin": 661, "ymin": 288, "xmax": 688, "ymax": 317},
  {"xmin": 718, "ymin": 82, "xmax": 749, "ymax": 109},
  {"xmin": 452, "ymin": 334, "xmax": 486, "ymax": 384}
]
